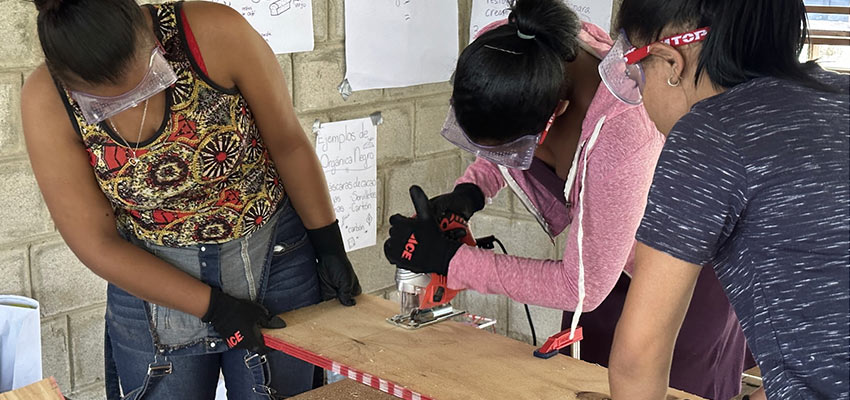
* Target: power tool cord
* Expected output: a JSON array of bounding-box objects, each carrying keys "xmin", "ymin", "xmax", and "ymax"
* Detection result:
[{"xmin": 475, "ymin": 235, "xmax": 538, "ymax": 347}]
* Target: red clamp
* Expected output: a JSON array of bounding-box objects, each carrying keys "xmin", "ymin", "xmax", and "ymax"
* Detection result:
[{"xmin": 533, "ymin": 327, "xmax": 583, "ymax": 359}]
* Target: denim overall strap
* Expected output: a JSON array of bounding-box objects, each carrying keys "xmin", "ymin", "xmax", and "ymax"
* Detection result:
[{"xmin": 121, "ymin": 354, "xmax": 173, "ymax": 400}]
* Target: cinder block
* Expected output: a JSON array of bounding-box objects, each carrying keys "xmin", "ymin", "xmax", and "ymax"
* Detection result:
[
  {"xmin": 0, "ymin": 247, "xmax": 29, "ymax": 296},
  {"xmin": 375, "ymin": 171, "xmax": 385, "ymax": 229},
  {"xmin": 457, "ymin": 0, "xmax": 473, "ymax": 47},
  {"xmin": 507, "ymin": 301, "xmax": 564, "ymax": 345},
  {"xmin": 453, "ymin": 291, "xmax": 509, "ymax": 335},
  {"xmin": 0, "ymin": 73, "xmax": 23, "ymax": 157},
  {"xmin": 384, "ymin": 82, "xmax": 452, "ymax": 101},
  {"xmin": 41, "ymin": 315, "xmax": 71, "ymax": 393},
  {"xmin": 414, "ymin": 97, "xmax": 456, "ymax": 156},
  {"xmin": 312, "ymin": 0, "xmax": 328, "ymax": 43},
  {"xmin": 68, "ymin": 383, "xmax": 106, "ymax": 400},
  {"xmin": 385, "ymin": 155, "xmax": 461, "ymax": 218},
  {"xmin": 0, "ymin": 2, "xmax": 42, "ymax": 69},
  {"xmin": 328, "ymin": 0, "xmax": 344, "ymax": 41},
  {"xmin": 330, "ymin": 103, "xmax": 414, "ymax": 163},
  {"xmin": 347, "ymin": 230, "xmax": 394, "ymax": 294},
  {"xmin": 0, "ymin": 159, "xmax": 53, "ymax": 244},
  {"xmin": 275, "ymin": 54, "xmax": 294, "ymax": 96},
  {"xmin": 31, "ymin": 240, "xmax": 107, "ymax": 317},
  {"xmin": 292, "ymin": 45, "xmax": 382, "ymax": 112},
  {"xmin": 468, "ymin": 214, "xmax": 556, "ymax": 259},
  {"xmin": 70, "ymin": 306, "xmax": 106, "ymax": 390}
]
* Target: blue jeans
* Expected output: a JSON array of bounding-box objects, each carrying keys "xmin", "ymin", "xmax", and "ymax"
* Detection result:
[{"xmin": 104, "ymin": 199, "xmax": 321, "ymax": 399}]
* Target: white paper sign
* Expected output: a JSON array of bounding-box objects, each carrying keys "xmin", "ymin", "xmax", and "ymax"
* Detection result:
[
  {"xmin": 211, "ymin": 0, "xmax": 314, "ymax": 54},
  {"xmin": 344, "ymin": 0, "xmax": 459, "ymax": 91},
  {"xmin": 565, "ymin": 0, "xmax": 614, "ymax": 33},
  {"xmin": 468, "ymin": 0, "xmax": 615, "ymax": 45},
  {"xmin": 469, "ymin": 0, "xmax": 511, "ymax": 43},
  {"xmin": 315, "ymin": 118, "xmax": 378, "ymax": 252}
]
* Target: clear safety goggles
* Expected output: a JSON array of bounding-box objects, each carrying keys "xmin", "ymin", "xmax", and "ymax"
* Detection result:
[
  {"xmin": 71, "ymin": 47, "xmax": 178, "ymax": 124},
  {"xmin": 441, "ymin": 103, "xmax": 555, "ymax": 170},
  {"xmin": 599, "ymin": 27, "xmax": 710, "ymax": 105}
]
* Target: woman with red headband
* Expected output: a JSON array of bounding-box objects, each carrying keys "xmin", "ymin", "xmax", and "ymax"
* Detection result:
[{"xmin": 606, "ymin": 0, "xmax": 849, "ymax": 399}]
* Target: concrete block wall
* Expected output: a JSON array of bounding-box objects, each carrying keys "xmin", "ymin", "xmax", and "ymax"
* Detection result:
[{"xmin": 0, "ymin": 0, "xmax": 621, "ymax": 398}]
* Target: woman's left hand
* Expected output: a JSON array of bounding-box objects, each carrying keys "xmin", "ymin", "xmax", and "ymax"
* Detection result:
[{"xmin": 307, "ymin": 221, "xmax": 363, "ymax": 306}]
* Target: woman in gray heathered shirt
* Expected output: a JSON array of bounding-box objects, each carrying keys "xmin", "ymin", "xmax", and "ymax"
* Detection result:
[{"xmin": 603, "ymin": 0, "xmax": 850, "ymax": 399}]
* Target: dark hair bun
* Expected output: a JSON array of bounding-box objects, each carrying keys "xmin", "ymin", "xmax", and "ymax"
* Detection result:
[
  {"xmin": 33, "ymin": 0, "xmax": 64, "ymax": 14},
  {"xmin": 509, "ymin": 0, "xmax": 581, "ymax": 62}
]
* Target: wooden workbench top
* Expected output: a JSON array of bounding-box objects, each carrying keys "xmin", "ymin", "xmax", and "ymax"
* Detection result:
[{"xmin": 264, "ymin": 295, "xmax": 703, "ymax": 400}]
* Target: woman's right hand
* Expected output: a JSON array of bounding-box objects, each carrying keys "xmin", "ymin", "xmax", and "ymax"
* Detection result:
[{"xmin": 428, "ymin": 183, "xmax": 486, "ymax": 221}]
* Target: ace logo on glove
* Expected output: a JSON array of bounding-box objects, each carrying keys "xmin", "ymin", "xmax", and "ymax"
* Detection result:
[
  {"xmin": 227, "ymin": 330, "xmax": 245, "ymax": 348},
  {"xmin": 402, "ymin": 234, "xmax": 418, "ymax": 260}
]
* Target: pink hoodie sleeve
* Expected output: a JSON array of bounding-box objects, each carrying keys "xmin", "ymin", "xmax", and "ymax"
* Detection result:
[
  {"xmin": 455, "ymin": 157, "xmax": 507, "ymax": 200},
  {"xmin": 447, "ymin": 113, "xmax": 663, "ymax": 312}
]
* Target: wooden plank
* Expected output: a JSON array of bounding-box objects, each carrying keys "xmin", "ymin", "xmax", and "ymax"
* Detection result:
[
  {"xmin": 0, "ymin": 378, "xmax": 64, "ymax": 400},
  {"xmin": 264, "ymin": 295, "xmax": 704, "ymax": 400},
  {"xmin": 806, "ymin": 5, "xmax": 850, "ymax": 15},
  {"xmin": 292, "ymin": 379, "xmax": 397, "ymax": 400}
]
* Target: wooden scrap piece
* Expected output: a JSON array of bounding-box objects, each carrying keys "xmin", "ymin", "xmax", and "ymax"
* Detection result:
[{"xmin": 0, "ymin": 378, "xmax": 65, "ymax": 400}]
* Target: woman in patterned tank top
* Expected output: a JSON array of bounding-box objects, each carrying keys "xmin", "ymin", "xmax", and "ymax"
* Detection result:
[{"xmin": 22, "ymin": 0, "xmax": 361, "ymax": 398}]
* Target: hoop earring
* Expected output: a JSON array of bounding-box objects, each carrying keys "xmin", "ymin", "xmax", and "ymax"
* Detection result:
[{"xmin": 667, "ymin": 75, "xmax": 681, "ymax": 87}]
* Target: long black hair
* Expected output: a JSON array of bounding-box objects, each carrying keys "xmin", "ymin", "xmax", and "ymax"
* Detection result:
[
  {"xmin": 618, "ymin": 0, "xmax": 823, "ymax": 89},
  {"xmin": 34, "ymin": 0, "xmax": 148, "ymax": 86},
  {"xmin": 452, "ymin": 0, "xmax": 581, "ymax": 143}
]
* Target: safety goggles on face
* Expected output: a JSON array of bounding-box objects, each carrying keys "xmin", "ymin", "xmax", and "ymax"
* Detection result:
[
  {"xmin": 440, "ymin": 104, "xmax": 556, "ymax": 170},
  {"xmin": 71, "ymin": 47, "xmax": 178, "ymax": 124},
  {"xmin": 599, "ymin": 27, "xmax": 710, "ymax": 105}
]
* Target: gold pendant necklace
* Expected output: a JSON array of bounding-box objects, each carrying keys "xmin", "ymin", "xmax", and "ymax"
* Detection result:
[{"xmin": 108, "ymin": 98, "xmax": 150, "ymax": 166}]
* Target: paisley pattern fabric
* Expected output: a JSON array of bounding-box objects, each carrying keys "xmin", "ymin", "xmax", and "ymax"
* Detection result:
[{"xmin": 57, "ymin": 2, "xmax": 284, "ymax": 246}]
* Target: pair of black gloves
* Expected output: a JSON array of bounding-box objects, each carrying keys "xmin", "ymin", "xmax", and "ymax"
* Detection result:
[
  {"xmin": 202, "ymin": 221, "xmax": 362, "ymax": 354},
  {"xmin": 382, "ymin": 183, "xmax": 485, "ymax": 275},
  {"xmin": 203, "ymin": 183, "xmax": 485, "ymax": 354}
]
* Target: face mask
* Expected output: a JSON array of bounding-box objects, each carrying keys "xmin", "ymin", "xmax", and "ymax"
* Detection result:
[
  {"xmin": 600, "ymin": 27, "xmax": 710, "ymax": 105},
  {"xmin": 441, "ymin": 102, "xmax": 555, "ymax": 170},
  {"xmin": 71, "ymin": 47, "xmax": 178, "ymax": 124}
]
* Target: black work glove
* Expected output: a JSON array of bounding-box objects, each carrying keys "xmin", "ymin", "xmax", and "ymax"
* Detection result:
[
  {"xmin": 307, "ymin": 221, "xmax": 362, "ymax": 306},
  {"xmin": 429, "ymin": 183, "xmax": 485, "ymax": 221},
  {"xmin": 383, "ymin": 185, "xmax": 464, "ymax": 276},
  {"xmin": 202, "ymin": 287, "xmax": 287, "ymax": 355}
]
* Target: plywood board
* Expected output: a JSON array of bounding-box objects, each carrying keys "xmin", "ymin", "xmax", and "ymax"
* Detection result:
[
  {"xmin": 264, "ymin": 295, "xmax": 703, "ymax": 400},
  {"xmin": 292, "ymin": 379, "xmax": 396, "ymax": 400},
  {"xmin": 0, "ymin": 378, "xmax": 64, "ymax": 400}
]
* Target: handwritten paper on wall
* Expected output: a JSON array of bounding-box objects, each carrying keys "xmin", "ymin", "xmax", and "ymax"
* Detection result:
[
  {"xmin": 468, "ymin": 0, "xmax": 615, "ymax": 45},
  {"xmin": 565, "ymin": 0, "xmax": 614, "ymax": 33},
  {"xmin": 211, "ymin": 0, "xmax": 314, "ymax": 54},
  {"xmin": 314, "ymin": 118, "xmax": 378, "ymax": 252},
  {"xmin": 469, "ymin": 0, "xmax": 511, "ymax": 43},
  {"xmin": 344, "ymin": 0, "xmax": 459, "ymax": 91}
]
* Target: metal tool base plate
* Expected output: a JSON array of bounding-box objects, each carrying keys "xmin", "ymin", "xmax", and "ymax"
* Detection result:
[{"xmin": 386, "ymin": 309, "xmax": 466, "ymax": 330}]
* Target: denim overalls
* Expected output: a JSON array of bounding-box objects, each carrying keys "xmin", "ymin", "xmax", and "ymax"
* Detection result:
[{"xmin": 104, "ymin": 198, "xmax": 321, "ymax": 399}]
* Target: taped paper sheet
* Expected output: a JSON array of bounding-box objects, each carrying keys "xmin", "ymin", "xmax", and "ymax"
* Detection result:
[
  {"xmin": 469, "ymin": 0, "xmax": 511, "ymax": 43},
  {"xmin": 344, "ymin": 0, "xmax": 459, "ymax": 91},
  {"xmin": 211, "ymin": 0, "xmax": 314, "ymax": 54},
  {"xmin": 314, "ymin": 117, "xmax": 379, "ymax": 252},
  {"xmin": 468, "ymin": 0, "xmax": 615, "ymax": 44},
  {"xmin": 565, "ymin": 0, "xmax": 614, "ymax": 33}
]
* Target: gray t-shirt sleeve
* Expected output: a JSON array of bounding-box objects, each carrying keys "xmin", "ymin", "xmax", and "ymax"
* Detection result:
[{"xmin": 636, "ymin": 110, "xmax": 748, "ymax": 266}]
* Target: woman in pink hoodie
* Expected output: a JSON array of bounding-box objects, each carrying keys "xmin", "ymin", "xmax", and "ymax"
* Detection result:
[{"xmin": 384, "ymin": 1, "xmax": 753, "ymax": 398}]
